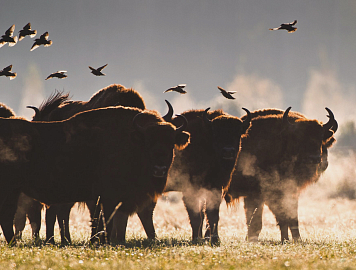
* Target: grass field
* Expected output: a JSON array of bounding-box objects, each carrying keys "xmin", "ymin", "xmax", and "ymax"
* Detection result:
[{"xmin": 2, "ymin": 154, "xmax": 356, "ymax": 269}]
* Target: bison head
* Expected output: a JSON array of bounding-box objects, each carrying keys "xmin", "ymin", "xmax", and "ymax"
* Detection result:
[
  {"xmin": 131, "ymin": 112, "xmax": 190, "ymax": 179},
  {"xmin": 203, "ymin": 107, "xmax": 251, "ymax": 171},
  {"xmin": 281, "ymin": 107, "xmax": 337, "ymax": 180}
]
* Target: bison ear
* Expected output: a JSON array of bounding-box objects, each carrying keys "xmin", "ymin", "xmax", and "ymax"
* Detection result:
[
  {"xmin": 175, "ymin": 131, "xmax": 190, "ymax": 150},
  {"xmin": 130, "ymin": 131, "xmax": 145, "ymax": 146}
]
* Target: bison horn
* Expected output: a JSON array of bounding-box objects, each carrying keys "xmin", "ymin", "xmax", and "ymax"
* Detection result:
[
  {"xmin": 203, "ymin": 107, "xmax": 212, "ymax": 125},
  {"xmin": 163, "ymin": 100, "xmax": 173, "ymax": 122},
  {"xmin": 282, "ymin": 107, "xmax": 293, "ymax": 126},
  {"xmin": 323, "ymin": 107, "xmax": 336, "ymax": 132},
  {"xmin": 242, "ymin": 108, "xmax": 251, "ymax": 129},
  {"xmin": 132, "ymin": 112, "xmax": 145, "ymax": 133},
  {"xmin": 26, "ymin": 106, "xmax": 40, "ymax": 116},
  {"xmin": 175, "ymin": 114, "xmax": 188, "ymax": 132}
]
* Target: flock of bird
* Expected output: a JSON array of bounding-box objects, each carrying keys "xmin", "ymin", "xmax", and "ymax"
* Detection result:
[
  {"xmin": 0, "ymin": 23, "xmax": 108, "ymax": 81},
  {"xmin": 0, "ymin": 20, "xmax": 298, "ymax": 99}
]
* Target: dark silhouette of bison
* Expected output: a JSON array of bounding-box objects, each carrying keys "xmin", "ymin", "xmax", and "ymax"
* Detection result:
[
  {"xmin": 0, "ymin": 100, "xmax": 189, "ymax": 245},
  {"xmin": 225, "ymin": 107, "xmax": 337, "ymax": 242},
  {"xmin": 111, "ymin": 107, "xmax": 251, "ymax": 244},
  {"xmin": 15, "ymin": 84, "xmax": 150, "ymax": 244}
]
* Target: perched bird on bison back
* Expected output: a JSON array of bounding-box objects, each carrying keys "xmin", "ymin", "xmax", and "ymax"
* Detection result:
[
  {"xmin": 15, "ymin": 84, "xmax": 151, "ymax": 245},
  {"xmin": 111, "ymin": 105, "xmax": 252, "ymax": 244},
  {"xmin": 89, "ymin": 64, "xmax": 108, "ymax": 76},
  {"xmin": 18, "ymin": 23, "xmax": 37, "ymax": 41},
  {"xmin": 45, "ymin": 71, "xmax": 68, "ymax": 80},
  {"xmin": 0, "ymin": 65, "xmax": 17, "ymax": 80},
  {"xmin": 217, "ymin": 86, "xmax": 236, "ymax": 100},
  {"xmin": 269, "ymin": 20, "xmax": 298, "ymax": 33},
  {"xmin": 30, "ymin": 32, "xmax": 52, "ymax": 51},
  {"xmin": 225, "ymin": 107, "xmax": 337, "ymax": 243},
  {"xmin": 0, "ymin": 24, "xmax": 18, "ymax": 48},
  {"xmin": 163, "ymin": 84, "xmax": 187, "ymax": 94},
  {"xmin": 0, "ymin": 104, "xmax": 190, "ymax": 245}
]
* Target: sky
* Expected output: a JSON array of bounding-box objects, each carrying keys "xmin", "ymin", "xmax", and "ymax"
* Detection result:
[{"xmin": 1, "ymin": 0, "xmax": 356, "ymax": 124}]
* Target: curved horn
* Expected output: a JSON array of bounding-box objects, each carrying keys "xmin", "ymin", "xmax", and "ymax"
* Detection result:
[
  {"xmin": 26, "ymin": 106, "xmax": 40, "ymax": 116},
  {"xmin": 175, "ymin": 114, "xmax": 188, "ymax": 133},
  {"xmin": 323, "ymin": 107, "xmax": 335, "ymax": 131},
  {"xmin": 283, "ymin": 107, "xmax": 292, "ymax": 126},
  {"xmin": 241, "ymin": 107, "xmax": 251, "ymax": 129},
  {"xmin": 163, "ymin": 100, "xmax": 173, "ymax": 122},
  {"xmin": 132, "ymin": 112, "xmax": 145, "ymax": 133},
  {"xmin": 203, "ymin": 107, "xmax": 212, "ymax": 125}
]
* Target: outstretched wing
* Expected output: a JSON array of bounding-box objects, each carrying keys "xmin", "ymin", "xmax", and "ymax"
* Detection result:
[
  {"xmin": 217, "ymin": 86, "xmax": 226, "ymax": 93},
  {"xmin": 40, "ymin": 32, "xmax": 49, "ymax": 40},
  {"xmin": 30, "ymin": 42, "xmax": 39, "ymax": 51},
  {"xmin": 89, "ymin": 66, "xmax": 96, "ymax": 71},
  {"xmin": 5, "ymin": 25, "xmax": 15, "ymax": 36},
  {"xmin": 3, "ymin": 65, "xmax": 12, "ymax": 72},
  {"xmin": 177, "ymin": 83, "xmax": 187, "ymax": 88},
  {"xmin": 23, "ymin": 23, "xmax": 31, "ymax": 30},
  {"xmin": 289, "ymin": 20, "xmax": 297, "ymax": 26},
  {"xmin": 97, "ymin": 63, "xmax": 108, "ymax": 71}
]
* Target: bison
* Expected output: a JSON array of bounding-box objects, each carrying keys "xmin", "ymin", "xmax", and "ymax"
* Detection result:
[
  {"xmin": 225, "ymin": 107, "xmax": 337, "ymax": 242},
  {"xmin": 111, "ymin": 107, "xmax": 251, "ymax": 244},
  {"xmin": 15, "ymin": 84, "xmax": 150, "ymax": 244},
  {"xmin": 0, "ymin": 104, "xmax": 190, "ymax": 244}
]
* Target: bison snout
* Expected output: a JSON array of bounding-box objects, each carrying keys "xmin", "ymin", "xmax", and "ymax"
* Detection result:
[
  {"xmin": 153, "ymin": 165, "xmax": 168, "ymax": 178},
  {"xmin": 222, "ymin": 147, "xmax": 236, "ymax": 160}
]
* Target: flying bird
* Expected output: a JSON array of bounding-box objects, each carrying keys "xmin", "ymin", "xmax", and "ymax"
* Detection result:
[
  {"xmin": 18, "ymin": 23, "xmax": 37, "ymax": 41},
  {"xmin": 0, "ymin": 65, "xmax": 17, "ymax": 80},
  {"xmin": 218, "ymin": 86, "xmax": 236, "ymax": 100},
  {"xmin": 163, "ymin": 84, "xmax": 187, "ymax": 94},
  {"xmin": 89, "ymin": 64, "xmax": 108, "ymax": 76},
  {"xmin": 45, "ymin": 71, "xmax": 68, "ymax": 80},
  {"xmin": 269, "ymin": 20, "xmax": 298, "ymax": 33},
  {"xmin": 30, "ymin": 32, "xmax": 52, "ymax": 51},
  {"xmin": 0, "ymin": 25, "xmax": 18, "ymax": 48}
]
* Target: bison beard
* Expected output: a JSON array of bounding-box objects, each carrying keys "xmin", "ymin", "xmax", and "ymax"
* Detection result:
[
  {"xmin": 225, "ymin": 107, "xmax": 337, "ymax": 242},
  {"xmin": 0, "ymin": 106, "xmax": 190, "ymax": 244},
  {"xmin": 110, "ymin": 107, "xmax": 251, "ymax": 244}
]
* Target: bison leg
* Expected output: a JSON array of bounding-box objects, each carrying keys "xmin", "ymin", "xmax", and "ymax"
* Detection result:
[
  {"xmin": 0, "ymin": 191, "xmax": 21, "ymax": 245},
  {"xmin": 182, "ymin": 193, "xmax": 204, "ymax": 242},
  {"xmin": 27, "ymin": 200, "xmax": 43, "ymax": 239},
  {"xmin": 204, "ymin": 189, "xmax": 222, "ymax": 244},
  {"xmin": 110, "ymin": 211, "xmax": 129, "ymax": 243},
  {"xmin": 14, "ymin": 195, "xmax": 27, "ymax": 239},
  {"xmin": 57, "ymin": 203, "xmax": 74, "ymax": 245},
  {"xmin": 137, "ymin": 201, "xmax": 157, "ymax": 240},
  {"xmin": 288, "ymin": 197, "xmax": 300, "ymax": 241},
  {"xmin": 45, "ymin": 206, "xmax": 57, "ymax": 244},
  {"xmin": 244, "ymin": 194, "xmax": 264, "ymax": 242},
  {"xmin": 266, "ymin": 199, "xmax": 290, "ymax": 242}
]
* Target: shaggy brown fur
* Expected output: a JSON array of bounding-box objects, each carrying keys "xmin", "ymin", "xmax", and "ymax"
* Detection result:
[
  {"xmin": 0, "ymin": 106, "xmax": 190, "ymax": 244},
  {"xmin": 226, "ymin": 108, "xmax": 337, "ymax": 242}
]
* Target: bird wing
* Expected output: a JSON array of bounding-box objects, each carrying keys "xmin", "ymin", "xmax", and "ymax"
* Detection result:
[
  {"xmin": 89, "ymin": 66, "xmax": 96, "ymax": 71},
  {"xmin": 40, "ymin": 32, "xmax": 49, "ymax": 40},
  {"xmin": 227, "ymin": 91, "xmax": 236, "ymax": 95},
  {"xmin": 163, "ymin": 89, "xmax": 173, "ymax": 93},
  {"xmin": 97, "ymin": 64, "xmax": 108, "ymax": 71},
  {"xmin": 217, "ymin": 86, "xmax": 226, "ymax": 92},
  {"xmin": 30, "ymin": 42, "xmax": 39, "ymax": 51},
  {"xmin": 5, "ymin": 25, "xmax": 15, "ymax": 36},
  {"xmin": 57, "ymin": 70, "xmax": 67, "ymax": 74},
  {"xmin": 44, "ymin": 40, "xmax": 53, "ymax": 47},
  {"xmin": 0, "ymin": 40, "xmax": 7, "ymax": 48},
  {"xmin": 8, "ymin": 36, "xmax": 17, "ymax": 46},
  {"xmin": 29, "ymin": 30, "xmax": 37, "ymax": 38},
  {"xmin": 269, "ymin": 27, "xmax": 279, "ymax": 31},
  {"xmin": 4, "ymin": 65, "xmax": 12, "ymax": 72},
  {"xmin": 177, "ymin": 83, "xmax": 187, "ymax": 88},
  {"xmin": 287, "ymin": 28, "xmax": 297, "ymax": 33},
  {"xmin": 290, "ymin": 20, "xmax": 297, "ymax": 26},
  {"xmin": 24, "ymin": 23, "xmax": 31, "ymax": 30},
  {"xmin": 9, "ymin": 73, "xmax": 17, "ymax": 80},
  {"xmin": 45, "ymin": 74, "xmax": 54, "ymax": 80}
]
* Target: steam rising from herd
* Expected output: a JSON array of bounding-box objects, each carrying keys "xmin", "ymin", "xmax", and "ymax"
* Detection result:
[{"xmin": 0, "ymin": 20, "xmax": 340, "ymax": 246}]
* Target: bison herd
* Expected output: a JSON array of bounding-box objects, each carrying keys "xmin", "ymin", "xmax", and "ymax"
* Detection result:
[{"xmin": 0, "ymin": 83, "xmax": 337, "ymax": 245}]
